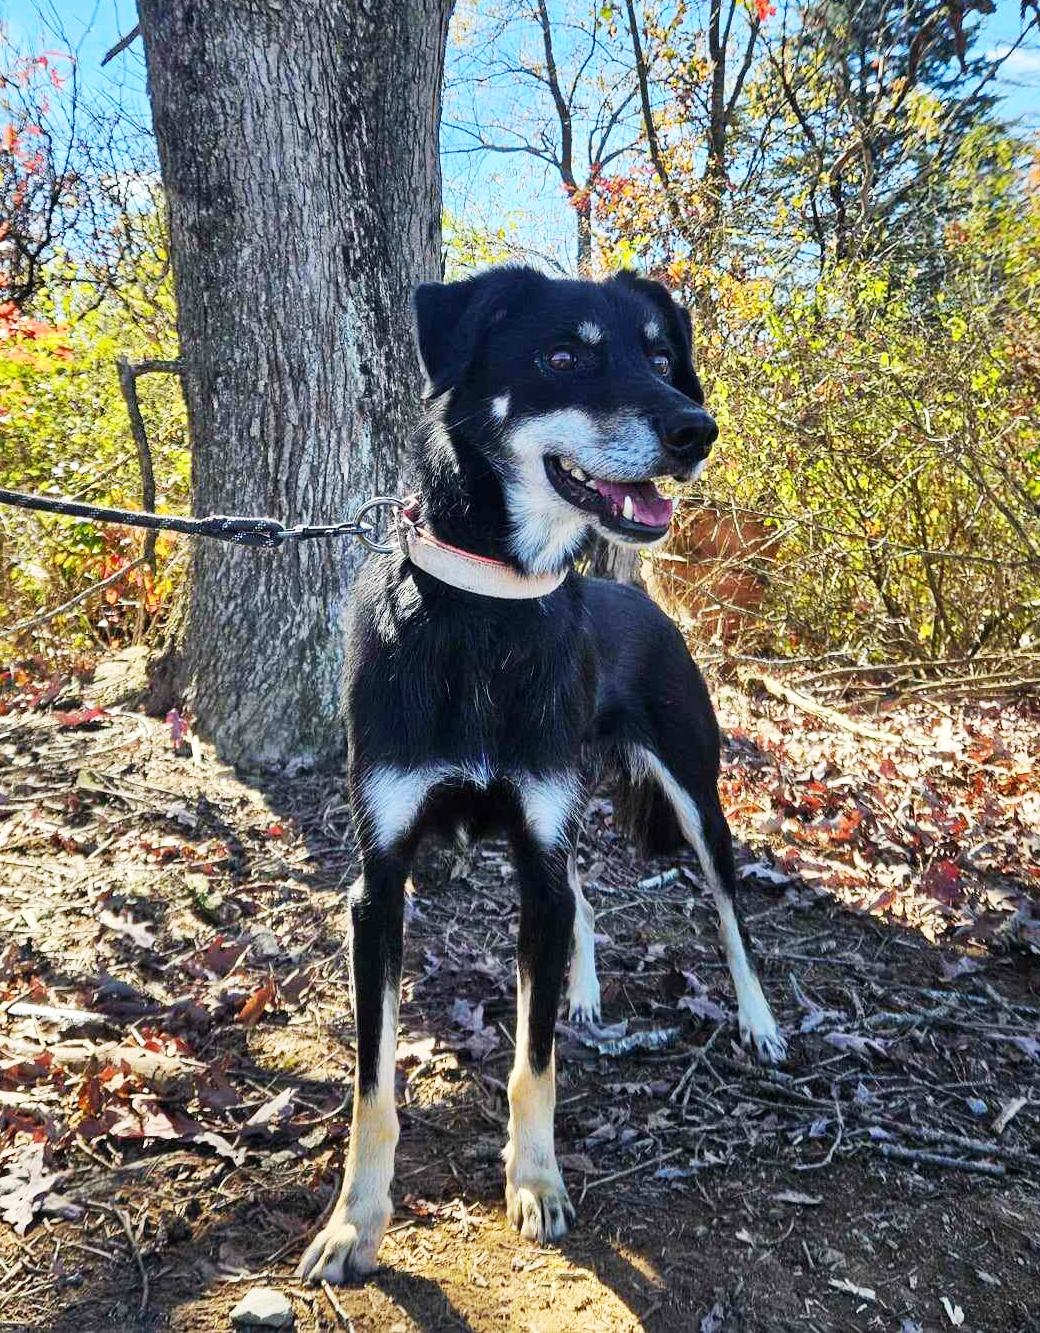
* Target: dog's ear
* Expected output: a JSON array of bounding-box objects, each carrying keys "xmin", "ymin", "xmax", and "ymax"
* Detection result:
[
  {"xmin": 613, "ymin": 273, "xmax": 704, "ymax": 405},
  {"xmin": 414, "ymin": 267, "xmax": 543, "ymax": 400},
  {"xmin": 413, "ymin": 278, "xmax": 483, "ymax": 401}
]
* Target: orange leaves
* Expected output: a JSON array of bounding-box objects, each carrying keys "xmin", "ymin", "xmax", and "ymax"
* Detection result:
[
  {"xmin": 754, "ymin": 0, "xmax": 776, "ymax": 18},
  {"xmin": 1, "ymin": 123, "xmax": 16, "ymax": 153},
  {"xmin": 236, "ymin": 980, "xmax": 276, "ymax": 1027}
]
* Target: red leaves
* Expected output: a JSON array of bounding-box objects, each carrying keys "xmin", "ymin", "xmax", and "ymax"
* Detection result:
[
  {"xmin": 755, "ymin": 0, "xmax": 777, "ymax": 18},
  {"xmin": 920, "ymin": 859, "xmax": 964, "ymax": 906},
  {"xmin": 53, "ymin": 706, "xmax": 106, "ymax": 728}
]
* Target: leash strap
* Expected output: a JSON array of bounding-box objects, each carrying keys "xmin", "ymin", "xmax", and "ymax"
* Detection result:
[
  {"xmin": 399, "ymin": 514, "xmax": 566, "ymax": 600},
  {"xmin": 0, "ymin": 487, "xmax": 404, "ymax": 552}
]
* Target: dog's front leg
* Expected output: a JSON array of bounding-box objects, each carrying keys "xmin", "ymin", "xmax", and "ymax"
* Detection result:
[
  {"xmin": 504, "ymin": 852, "xmax": 576, "ymax": 1244},
  {"xmin": 298, "ymin": 857, "xmax": 406, "ymax": 1283}
]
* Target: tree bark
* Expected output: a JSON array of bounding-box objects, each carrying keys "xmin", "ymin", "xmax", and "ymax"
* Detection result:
[
  {"xmin": 585, "ymin": 537, "xmax": 645, "ymax": 588},
  {"xmin": 137, "ymin": 0, "xmax": 453, "ymax": 766}
]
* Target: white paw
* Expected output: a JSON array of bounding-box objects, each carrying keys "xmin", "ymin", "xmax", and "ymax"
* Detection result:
[
  {"xmin": 296, "ymin": 1203, "xmax": 390, "ymax": 1284},
  {"xmin": 506, "ymin": 1170, "xmax": 575, "ymax": 1244},
  {"xmin": 567, "ymin": 976, "xmax": 601, "ymax": 1026},
  {"xmin": 740, "ymin": 1012, "xmax": 788, "ymax": 1065}
]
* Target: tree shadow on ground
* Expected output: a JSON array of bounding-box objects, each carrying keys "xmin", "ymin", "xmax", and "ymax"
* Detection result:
[{"xmin": 2, "ymin": 710, "xmax": 1039, "ymax": 1332}]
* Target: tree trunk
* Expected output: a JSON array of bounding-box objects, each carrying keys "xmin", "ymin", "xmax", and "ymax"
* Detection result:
[
  {"xmin": 584, "ymin": 537, "xmax": 645, "ymax": 588},
  {"xmin": 137, "ymin": 0, "xmax": 453, "ymax": 766}
]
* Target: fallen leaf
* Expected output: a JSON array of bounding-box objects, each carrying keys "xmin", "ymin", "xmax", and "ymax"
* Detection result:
[
  {"xmin": 236, "ymin": 981, "xmax": 276, "ymax": 1027},
  {"xmin": 700, "ymin": 1303, "xmax": 726, "ymax": 1333},
  {"xmin": 244, "ymin": 1086, "xmax": 293, "ymax": 1130},
  {"xmin": 98, "ymin": 910, "xmax": 156, "ymax": 950},
  {"xmin": 992, "ymin": 1096, "xmax": 1027, "ymax": 1134},
  {"xmin": 941, "ymin": 1295, "xmax": 965, "ymax": 1326},
  {"xmin": 54, "ymin": 706, "xmax": 106, "ymax": 728},
  {"xmin": 829, "ymin": 1278, "xmax": 876, "ymax": 1301}
]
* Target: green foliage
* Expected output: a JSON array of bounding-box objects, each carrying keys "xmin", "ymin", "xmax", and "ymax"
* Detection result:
[
  {"xmin": 679, "ymin": 133, "xmax": 1040, "ymax": 659},
  {"xmin": 0, "ymin": 270, "xmax": 188, "ymax": 658}
]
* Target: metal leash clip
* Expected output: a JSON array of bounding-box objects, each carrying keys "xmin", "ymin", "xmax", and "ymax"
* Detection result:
[{"xmin": 351, "ymin": 496, "xmax": 408, "ymax": 553}]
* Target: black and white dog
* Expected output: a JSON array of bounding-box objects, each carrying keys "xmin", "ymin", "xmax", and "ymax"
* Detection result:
[{"xmin": 298, "ymin": 266, "xmax": 785, "ymax": 1284}]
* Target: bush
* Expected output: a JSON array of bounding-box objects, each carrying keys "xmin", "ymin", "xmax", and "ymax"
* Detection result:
[
  {"xmin": 645, "ymin": 137, "xmax": 1040, "ymax": 661},
  {"xmin": 0, "ymin": 280, "xmax": 188, "ymax": 660}
]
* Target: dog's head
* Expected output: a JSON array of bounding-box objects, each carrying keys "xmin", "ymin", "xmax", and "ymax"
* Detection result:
[{"xmin": 413, "ymin": 266, "xmax": 717, "ymax": 574}]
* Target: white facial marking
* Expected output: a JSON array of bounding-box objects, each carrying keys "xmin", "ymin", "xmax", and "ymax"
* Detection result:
[
  {"xmin": 567, "ymin": 858, "xmax": 601, "ymax": 1024},
  {"xmin": 577, "ymin": 320, "xmax": 603, "ymax": 345},
  {"xmin": 518, "ymin": 772, "xmax": 579, "ymax": 848},
  {"xmin": 504, "ymin": 974, "xmax": 573, "ymax": 1243},
  {"xmin": 627, "ymin": 746, "xmax": 785, "ymax": 1062},
  {"xmin": 644, "ymin": 319, "xmax": 660, "ymax": 340},
  {"xmin": 492, "ymin": 393, "xmax": 510, "ymax": 422},
  {"xmin": 690, "ymin": 457, "xmax": 708, "ymax": 481},
  {"xmin": 500, "ymin": 408, "xmax": 664, "ymax": 573},
  {"xmin": 296, "ymin": 980, "xmax": 399, "ymax": 1280}
]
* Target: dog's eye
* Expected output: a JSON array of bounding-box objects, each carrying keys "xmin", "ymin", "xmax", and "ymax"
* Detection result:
[
  {"xmin": 547, "ymin": 348, "xmax": 577, "ymax": 372},
  {"xmin": 649, "ymin": 351, "xmax": 672, "ymax": 377}
]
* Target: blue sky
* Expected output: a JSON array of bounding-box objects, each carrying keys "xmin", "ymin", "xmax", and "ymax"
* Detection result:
[{"xmin": 2, "ymin": 0, "xmax": 1037, "ymax": 271}]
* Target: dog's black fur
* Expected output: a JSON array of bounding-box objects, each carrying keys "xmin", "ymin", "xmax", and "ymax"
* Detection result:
[{"xmin": 297, "ymin": 267, "xmax": 783, "ymax": 1284}]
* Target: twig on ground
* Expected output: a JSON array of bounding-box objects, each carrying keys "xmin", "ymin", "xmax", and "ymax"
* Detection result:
[
  {"xmin": 321, "ymin": 1280, "xmax": 356, "ymax": 1329},
  {"xmin": 581, "ymin": 1147, "xmax": 684, "ymax": 1192},
  {"xmin": 795, "ymin": 1100, "xmax": 843, "ymax": 1171},
  {"xmin": 87, "ymin": 1201, "xmax": 150, "ymax": 1313},
  {"xmin": 875, "ymin": 1144, "xmax": 1006, "ymax": 1177}
]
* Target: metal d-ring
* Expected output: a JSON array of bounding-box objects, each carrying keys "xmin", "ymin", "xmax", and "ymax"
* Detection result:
[{"xmin": 352, "ymin": 495, "xmax": 407, "ymax": 553}]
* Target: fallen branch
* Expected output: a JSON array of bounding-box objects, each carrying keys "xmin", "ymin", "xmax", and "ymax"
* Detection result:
[
  {"xmin": 581, "ymin": 1147, "xmax": 684, "ymax": 1191},
  {"xmin": 869, "ymin": 1119, "xmax": 1040, "ymax": 1172},
  {"xmin": 746, "ymin": 673, "xmax": 916, "ymax": 747},
  {"xmin": 5, "ymin": 1039, "xmax": 193, "ymax": 1096},
  {"xmin": 875, "ymin": 1143, "xmax": 1006, "ymax": 1177}
]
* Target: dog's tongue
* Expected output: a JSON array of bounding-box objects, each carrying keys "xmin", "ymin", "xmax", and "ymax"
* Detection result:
[{"xmin": 591, "ymin": 478, "xmax": 673, "ymax": 527}]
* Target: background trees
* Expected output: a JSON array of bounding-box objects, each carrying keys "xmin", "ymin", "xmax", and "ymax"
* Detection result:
[{"xmin": 2, "ymin": 0, "xmax": 1038, "ymax": 723}]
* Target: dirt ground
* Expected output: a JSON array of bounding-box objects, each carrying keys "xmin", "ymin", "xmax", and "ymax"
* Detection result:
[{"xmin": 1, "ymin": 659, "xmax": 1039, "ymax": 1332}]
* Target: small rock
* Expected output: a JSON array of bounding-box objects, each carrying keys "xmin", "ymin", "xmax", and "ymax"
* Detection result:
[
  {"xmin": 966, "ymin": 1097, "xmax": 988, "ymax": 1118},
  {"xmin": 249, "ymin": 928, "xmax": 282, "ymax": 960},
  {"xmin": 229, "ymin": 1287, "xmax": 294, "ymax": 1329}
]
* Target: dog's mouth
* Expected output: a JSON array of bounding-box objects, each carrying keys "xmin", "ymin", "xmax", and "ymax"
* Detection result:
[{"xmin": 544, "ymin": 456, "xmax": 674, "ymax": 539}]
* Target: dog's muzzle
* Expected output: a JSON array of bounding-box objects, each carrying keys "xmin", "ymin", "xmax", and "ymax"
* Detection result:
[{"xmin": 655, "ymin": 407, "xmax": 718, "ymax": 465}]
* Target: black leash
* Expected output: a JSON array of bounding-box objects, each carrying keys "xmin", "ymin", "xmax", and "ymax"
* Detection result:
[{"xmin": 0, "ymin": 487, "xmax": 405, "ymax": 552}]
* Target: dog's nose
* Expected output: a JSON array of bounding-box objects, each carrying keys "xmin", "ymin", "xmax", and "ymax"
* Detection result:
[{"xmin": 657, "ymin": 407, "xmax": 718, "ymax": 458}]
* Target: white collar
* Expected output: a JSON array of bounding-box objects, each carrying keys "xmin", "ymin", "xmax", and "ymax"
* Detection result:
[{"xmin": 399, "ymin": 513, "xmax": 567, "ymax": 600}]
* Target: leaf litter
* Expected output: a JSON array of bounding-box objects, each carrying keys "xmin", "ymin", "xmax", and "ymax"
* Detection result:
[{"xmin": 0, "ymin": 657, "xmax": 1038, "ymax": 1329}]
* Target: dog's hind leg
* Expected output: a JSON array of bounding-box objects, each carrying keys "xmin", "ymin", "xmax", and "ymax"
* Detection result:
[
  {"xmin": 629, "ymin": 746, "xmax": 786, "ymax": 1064},
  {"xmin": 566, "ymin": 853, "xmax": 601, "ymax": 1025},
  {"xmin": 504, "ymin": 775, "xmax": 580, "ymax": 1244}
]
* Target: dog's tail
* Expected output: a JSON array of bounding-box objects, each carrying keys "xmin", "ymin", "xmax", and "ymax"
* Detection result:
[{"xmin": 606, "ymin": 745, "xmax": 685, "ymax": 857}]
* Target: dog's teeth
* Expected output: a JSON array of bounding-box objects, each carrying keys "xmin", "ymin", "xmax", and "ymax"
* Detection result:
[
  {"xmin": 571, "ymin": 466, "xmax": 587, "ymax": 481},
  {"xmin": 560, "ymin": 458, "xmax": 574, "ymax": 472},
  {"xmin": 622, "ymin": 495, "xmax": 634, "ymax": 521}
]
